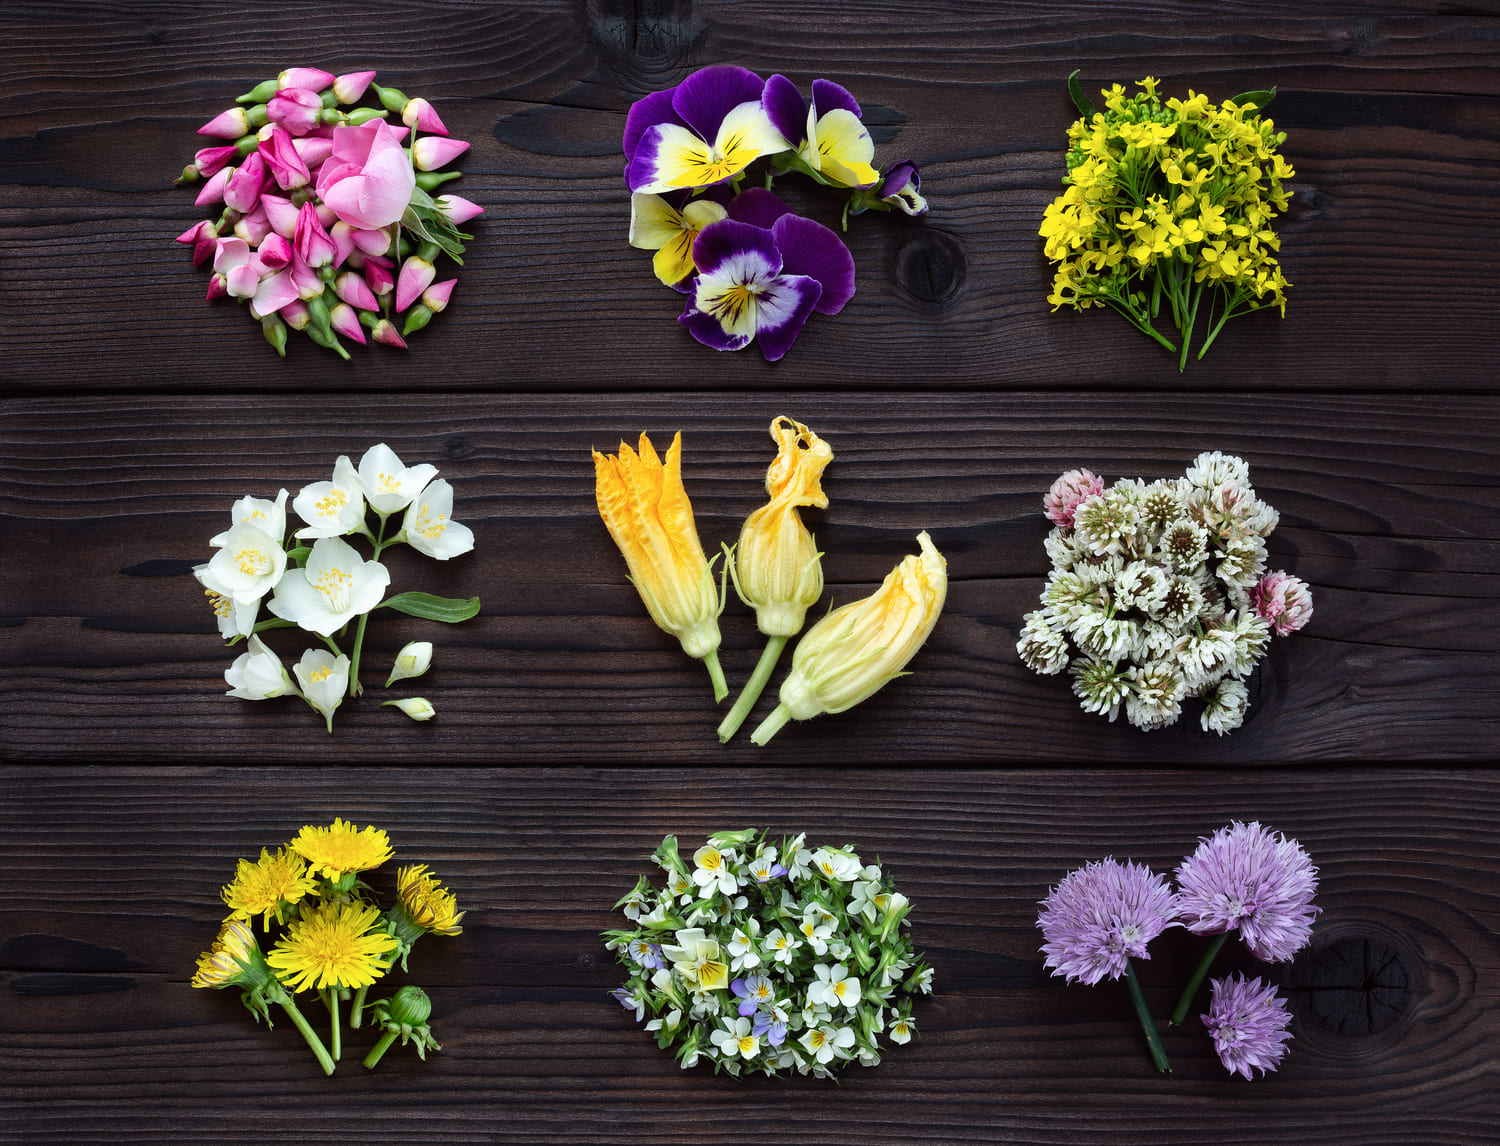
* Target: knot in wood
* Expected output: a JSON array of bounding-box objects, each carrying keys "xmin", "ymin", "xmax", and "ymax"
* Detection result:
[
  {"xmin": 589, "ymin": 0, "xmax": 704, "ymax": 93},
  {"xmin": 890, "ymin": 230, "xmax": 966, "ymax": 307},
  {"xmin": 444, "ymin": 435, "xmax": 474, "ymax": 461},
  {"xmin": 1288, "ymin": 932, "xmax": 1413, "ymax": 1036}
]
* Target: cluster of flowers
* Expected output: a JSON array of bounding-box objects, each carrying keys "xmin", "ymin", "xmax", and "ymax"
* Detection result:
[
  {"xmin": 1017, "ymin": 451, "xmax": 1313, "ymax": 734},
  {"xmin": 1040, "ymin": 74, "xmax": 1294, "ymax": 370},
  {"xmin": 192, "ymin": 818, "xmax": 463, "ymax": 1074},
  {"xmin": 624, "ymin": 65, "xmax": 928, "ymax": 360},
  {"xmin": 176, "ymin": 66, "xmax": 482, "ymax": 357},
  {"xmin": 1039, "ymin": 821, "xmax": 1319, "ymax": 1079},
  {"xmin": 594, "ymin": 419, "xmax": 947, "ymax": 745},
  {"xmin": 195, "ymin": 443, "xmax": 478, "ymax": 730},
  {"xmin": 604, "ymin": 830, "xmax": 932, "ymax": 1077}
]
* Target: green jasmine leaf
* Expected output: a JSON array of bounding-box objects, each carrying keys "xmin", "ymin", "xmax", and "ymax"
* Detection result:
[
  {"xmin": 379, "ymin": 591, "xmax": 480, "ymax": 623},
  {"xmin": 1067, "ymin": 70, "xmax": 1098, "ymax": 118}
]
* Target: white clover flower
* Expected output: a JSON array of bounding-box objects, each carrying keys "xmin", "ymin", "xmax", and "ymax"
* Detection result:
[
  {"xmin": 1018, "ymin": 610, "xmax": 1070, "ymax": 675},
  {"xmin": 1224, "ymin": 612, "xmax": 1273, "ymax": 678},
  {"xmin": 1186, "ymin": 450, "xmax": 1251, "ymax": 490},
  {"xmin": 1115, "ymin": 560, "xmax": 1170, "ymax": 615},
  {"xmin": 267, "ymin": 535, "xmax": 390, "ymax": 636},
  {"xmin": 202, "ymin": 521, "xmax": 287, "ymax": 606},
  {"xmin": 401, "ymin": 478, "xmax": 475, "ymax": 560},
  {"xmin": 1161, "ymin": 518, "xmax": 1210, "ymax": 570},
  {"xmin": 224, "ymin": 634, "xmax": 297, "ymax": 699},
  {"xmin": 1201, "ymin": 678, "xmax": 1250, "ymax": 735},
  {"xmin": 1174, "ymin": 626, "xmax": 1238, "ymax": 691},
  {"xmin": 293, "ymin": 454, "xmax": 367, "ymax": 539},
  {"xmin": 357, "ymin": 442, "xmax": 439, "ymax": 516},
  {"xmin": 1125, "ymin": 660, "xmax": 1186, "ymax": 731},
  {"xmin": 1043, "ymin": 525, "xmax": 1088, "ymax": 568},
  {"xmin": 1070, "ymin": 655, "xmax": 1131, "ymax": 722},
  {"xmin": 1217, "ymin": 535, "xmax": 1268, "ymax": 588},
  {"xmin": 293, "ymin": 647, "xmax": 348, "ymax": 733}
]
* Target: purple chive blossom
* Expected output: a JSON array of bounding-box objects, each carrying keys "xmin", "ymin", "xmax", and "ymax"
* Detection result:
[
  {"xmin": 1037, "ymin": 857, "xmax": 1180, "ymax": 986},
  {"xmin": 1203, "ymin": 973, "xmax": 1293, "ymax": 1079},
  {"xmin": 1175, "ymin": 821, "xmax": 1320, "ymax": 963}
]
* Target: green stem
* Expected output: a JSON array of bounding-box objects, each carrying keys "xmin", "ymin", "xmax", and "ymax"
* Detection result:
[
  {"xmin": 347, "ymin": 522, "xmax": 393, "ymax": 698},
  {"xmin": 702, "ymin": 648, "xmax": 728, "ymax": 703},
  {"xmin": 278, "ymin": 996, "xmax": 336, "ymax": 1076},
  {"xmin": 1169, "ymin": 931, "xmax": 1228, "ymax": 1027},
  {"xmin": 363, "ymin": 1029, "xmax": 399, "ymax": 1070},
  {"xmin": 1103, "ymin": 298, "xmax": 1177, "ymax": 352},
  {"xmin": 349, "ymin": 984, "xmax": 369, "ymax": 1029},
  {"xmin": 1176, "ymin": 276, "xmax": 1204, "ymax": 373},
  {"xmin": 717, "ymin": 635, "xmax": 788, "ymax": 744},
  {"xmin": 323, "ymin": 987, "xmax": 342, "ymax": 1061},
  {"xmin": 1124, "ymin": 958, "xmax": 1172, "ymax": 1074},
  {"xmin": 749, "ymin": 702, "xmax": 794, "ymax": 747}
]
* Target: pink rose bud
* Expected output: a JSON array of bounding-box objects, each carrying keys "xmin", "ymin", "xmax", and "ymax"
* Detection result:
[
  {"xmin": 401, "ymin": 97, "xmax": 449, "ymax": 136},
  {"xmin": 277, "ymin": 67, "xmax": 335, "ymax": 92},
  {"xmin": 350, "ymin": 227, "xmax": 391, "ymax": 256},
  {"xmin": 198, "ymin": 106, "xmax": 250, "ymax": 138},
  {"xmin": 370, "ymin": 319, "xmax": 408, "ymax": 348},
  {"xmin": 292, "ymin": 134, "xmax": 334, "ymax": 172},
  {"xmin": 193, "ymin": 165, "xmax": 234, "ymax": 206},
  {"xmin": 250, "ymin": 268, "xmax": 299, "ymax": 318},
  {"xmin": 328, "ymin": 302, "xmax": 369, "ymax": 344},
  {"xmin": 411, "ymin": 136, "xmax": 469, "ymax": 172},
  {"xmin": 316, "ymin": 120, "xmax": 416, "ymax": 230},
  {"xmin": 334, "ymin": 269, "xmax": 379, "ymax": 311},
  {"xmin": 333, "ymin": 70, "xmax": 377, "ymax": 105},
  {"xmin": 328, "ymin": 220, "xmax": 358, "ymax": 268},
  {"xmin": 294, "ymin": 202, "xmax": 337, "ymax": 268},
  {"xmin": 258, "ymin": 125, "xmax": 311, "ymax": 190},
  {"xmin": 223, "ymin": 151, "xmax": 267, "ymax": 213},
  {"xmin": 435, "ymin": 194, "xmax": 484, "ymax": 225},
  {"xmin": 395, "ymin": 256, "xmax": 437, "ymax": 312},
  {"xmin": 290, "ymin": 256, "xmax": 326, "ymax": 300},
  {"xmin": 266, "ymin": 87, "xmax": 323, "ymax": 136},
  {"xmin": 257, "ymin": 232, "xmax": 293, "ymax": 270},
  {"xmin": 280, "ymin": 298, "xmax": 312, "ymax": 330},
  {"xmin": 422, "ymin": 278, "xmax": 458, "ymax": 312},
  {"xmin": 232, "ymin": 203, "xmax": 272, "ymax": 247},
  {"xmin": 258, "ymin": 193, "xmax": 300, "ymax": 238},
  {"xmin": 363, "ymin": 255, "xmax": 395, "ymax": 296},
  {"xmin": 193, "ymin": 145, "xmax": 241, "ymax": 179}
]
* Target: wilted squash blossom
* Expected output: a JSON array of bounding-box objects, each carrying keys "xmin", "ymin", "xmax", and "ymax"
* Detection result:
[
  {"xmin": 594, "ymin": 431, "xmax": 728, "ymax": 701},
  {"xmin": 731, "ymin": 416, "xmax": 833, "ymax": 637},
  {"xmin": 751, "ymin": 531, "xmax": 947, "ymax": 744}
]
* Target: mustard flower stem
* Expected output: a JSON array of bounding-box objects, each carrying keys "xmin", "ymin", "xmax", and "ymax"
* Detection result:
[
  {"xmin": 749, "ymin": 701, "xmax": 794, "ymax": 746},
  {"xmin": 703, "ymin": 648, "xmax": 729, "ymax": 703},
  {"xmin": 1124, "ymin": 958, "xmax": 1172, "ymax": 1073},
  {"xmin": 363, "ymin": 1029, "xmax": 399, "ymax": 1070},
  {"xmin": 1177, "ymin": 279, "xmax": 1203, "ymax": 373},
  {"xmin": 278, "ymin": 995, "xmax": 336, "ymax": 1076},
  {"xmin": 716, "ymin": 635, "xmax": 789, "ymax": 744},
  {"xmin": 1169, "ymin": 930, "xmax": 1229, "ymax": 1027}
]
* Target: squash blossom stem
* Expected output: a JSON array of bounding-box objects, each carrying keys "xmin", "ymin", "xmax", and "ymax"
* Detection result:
[
  {"xmin": 1169, "ymin": 931, "xmax": 1228, "ymax": 1027},
  {"xmin": 717, "ymin": 635, "xmax": 788, "ymax": 743},
  {"xmin": 1125, "ymin": 959, "xmax": 1172, "ymax": 1074},
  {"xmin": 703, "ymin": 648, "xmax": 728, "ymax": 703},
  {"xmin": 749, "ymin": 701, "xmax": 795, "ymax": 746}
]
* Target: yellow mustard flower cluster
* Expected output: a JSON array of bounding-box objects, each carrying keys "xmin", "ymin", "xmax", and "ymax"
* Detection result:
[
  {"xmin": 190, "ymin": 818, "xmax": 462, "ymax": 1075},
  {"xmin": 1040, "ymin": 75, "xmax": 1295, "ymax": 370}
]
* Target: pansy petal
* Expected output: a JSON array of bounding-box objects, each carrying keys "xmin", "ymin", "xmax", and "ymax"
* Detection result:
[
  {"xmin": 726, "ymin": 187, "xmax": 793, "ymax": 231},
  {"xmin": 670, "ymin": 65, "xmax": 766, "ymax": 142},
  {"xmin": 692, "ymin": 219, "xmax": 782, "ymax": 279},
  {"xmin": 626, "ymin": 123, "xmax": 710, "ymax": 193},
  {"xmin": 712, "ymin": 101, "xmax": 786, "ymax": 171},
  {"xmin": 680, "ymin": 304, "xmax": 753, "ymax": 352},
  {"xmin": 629, "ymin": 192, "xmax": 688, "ymax": 250},
  {"xmin": 810, "ymin": 77, "xmax": 862, "ymax": 119},
  {"xmin": 653, "ymin": 233, "xmax": 699, "ymax": 287},
  {"xmin": 623, "ymin": 88, "xmax": 684, "ymax": 165},
  {"xmin": 772, "ymin": 214, "xmax": 856, "ymax": 315},
  {"xmin": 750, "ymin": 273, "xmax": 822, "ymax": 362},
  {"xmin": 812, "ymin": 109, "xmax": 879, "ymax": 188},
  {"xmin": 761, "ymin": 74, "xmax": 808, "ymax": 146}
]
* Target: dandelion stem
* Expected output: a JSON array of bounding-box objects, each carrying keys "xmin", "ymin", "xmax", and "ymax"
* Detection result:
[
  {"xmin": 749, "ymin": 701, "xmax": 794, "ymax": 747},
  {"xmin": 278, "ymin": 996, "xmax": 336, "ymax": 1076},
  {"xmin": 717, "ymin": 635, "xmax": 788, "ymax": 743},
  {"xmin": 349, "ymin": 983, "xmax": 369, "ymax": 1028},
  {"xmin": 323, "ymin": 986, "xmax": 342, "ymax": 1060},
  {"xmin": 363, "ymin": 1029, "xmax": 400, "ymax": 1070},
  {"xmin": 1169, "ymin": 931, "xmax": 1228, "ymax": 1026},
  {"xmin": 702, "ymin": 649, "xmax": 729, "ymax": 703},
  {"xmin": 1124, "ymin": 958, "xmax": 1172, "ymax": 1074}
]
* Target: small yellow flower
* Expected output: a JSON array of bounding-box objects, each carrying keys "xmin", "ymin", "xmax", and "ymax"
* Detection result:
[
  {"xmin": 751, "ymin": 531, "xmax": 947, "ymax": 744},
  {"xmin": 220, "ymin": 846, "xmax": 317, "ymax": 929},
  {"xmin": 289, "ymin": 817, "xmax": 393, "ymax": 880},
  {"xmin": 266, "ymin": 900, "xmax": 399, "ymax": 993},
  {"xmin": 396, "ymin": 864, "xmax": 465, "ymax": 937},
  {"xmin": 190, "ymin": 919, "xmax": 262, "ymax": 989},
  {"xmin": 730, "ymin": 416, "xmax": 833, "ymax": 637},
  {"xmin": 594, "ymin": 431, "xmax": 727, "ymax": 699}
]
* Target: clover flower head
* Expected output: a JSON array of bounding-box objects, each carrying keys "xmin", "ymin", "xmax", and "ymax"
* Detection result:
[
  {"xmin": 1037, "ymin": 857, "xmax": 1179, "ymax": 986},
  {"xmin": 1176, "ymin": 820, "xmax": 1320, "ymax": 962},
  {"xmin": 1203, "ymin": 973, "xmax": 1293, "ymax": 1079},
  {"xmin": 1044, "ymin": 468, "xmax": 1106, "ymax": 528},
  {"xmin": 1252, "ymin": 570, "xmax": 1314, "ymax": 635}
]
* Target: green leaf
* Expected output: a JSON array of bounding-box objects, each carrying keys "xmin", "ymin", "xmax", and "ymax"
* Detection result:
[
  {"xmin": 1067, "ymin": 70, "xmax": 1099, "ymax": 118},
  {"xmin": 285, "ymin": 546, "xmax": 311, "ymax": 565},
  {"xmin": 1229, "ymin": 87, "xmax": 1276, "ymax": 111},
  {"xmin": 400, "ymin": 186, "xmax": 470, "ymax": 266},
  {"xmin": 379, "ymin": 591, "xmax": 481, "ymax": 623}
]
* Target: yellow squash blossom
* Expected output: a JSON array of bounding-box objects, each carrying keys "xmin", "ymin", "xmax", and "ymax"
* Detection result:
[
  {"xmin": 751, "ymin": 531, "xmax": 947, "ymax": 744},
  {"xmin": 594, "ymin": 431, "xmax": 728, "ymax": 701}
]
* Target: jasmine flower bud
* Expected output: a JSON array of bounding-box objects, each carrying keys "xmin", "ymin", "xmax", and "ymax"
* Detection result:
[
  {"xmin": 386, "ymin": 641, "xmax": 434, "ymax": 687},
  {"xmin": 383, "ymin": 697, "xmax": 436, "ymax": 721}
]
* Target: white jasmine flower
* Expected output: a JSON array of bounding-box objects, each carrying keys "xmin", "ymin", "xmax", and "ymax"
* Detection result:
[
  {"xmin": 293, "ymin": 454, "xmax": 367, "ymax": 539},
  {"xmin": 385, "ymin": 640, "xmax": 433, "ymax": 686},
  {"xmin": 224, "ymin": 634, "xmax": 297, "ymax": 699},
  {"xmin": 401, "ymin": 478, "xmax": 475, "ymax": 560},
  {"xmin": 1201, "ymin": 678, "xmax": 1250, "ymax": 735},
  {"xmin": 357, "ymin": 442, "xmax": 438, "ymax": 516},
  {"xmin": 202, "ymin": 522, "xmax": 287, "ymax": 606},
  {"xmin": 210, "ymin": 488, "xmax": 289, "ymax": 547},
  {"xmin": 267, "ymin": 535, "xmax": 390, "ymax": 636},
  {"xmin": 196, "ymin": 568, "xmax": 261, "ymax": 638},
  {"xmin": 293, "ymin": 647, "xmax": 348, "ymax": 733},
  {"xmin": 383, "ymin": 696, "xmax": 436, "ymax": 721}
]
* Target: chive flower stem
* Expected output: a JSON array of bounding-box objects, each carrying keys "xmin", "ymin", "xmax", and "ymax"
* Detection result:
[
  {"xmin": 1169, "ymin": 931, "xmax": 1229, "ymax": 1027},
  {"xmin": 1125, "ymin": 959, "xmax": 1172, "ymax": 1074}
]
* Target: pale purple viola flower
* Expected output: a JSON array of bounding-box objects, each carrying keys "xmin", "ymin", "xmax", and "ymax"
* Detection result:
[
  {"xmin": 1251, "ymin": 571, "xmax": 1314, "ymax": 636},
  {"xmin": 610, "ymin": 985, "xmax": 647, "ymax": 1022},
  {"xmin": 1037, "ymin": 857, "xmax": 1180, "ymax": 986},
  {"xmin": 1044, "ymin": 468, "xmax": 1106, "ymax": 528},
  {"xmin": 627, "ymin": 938, "xmax": 664, "ymax": 970},
  {"xmin": 731, "ymin": 973, "xmax": 774, "ymax": 1017},
  {"xmin": 680, "ymin": 192, "xmax": 855, "ymax": 361},
  {"xmin": 752, "ymin": 1002, "xmax": 790, "ymax": 1047},
  {"xmin": 1175, "ymin": 821, "xmax": 1320, "ymax": 963},
  {"xmin": 266, "ymin": 87, "xmax": 324, "ymax": 136},
  {"xmin": 624, "ymin": 64, "xmax": 783, "ymax": 194},
  {"xmin": 1203, "ymin": 973, "xmax": 1293, "ymax": 1079},
  {"xmin": 761, "ymin": 74, "xmax": 879, "ymax": 189}
]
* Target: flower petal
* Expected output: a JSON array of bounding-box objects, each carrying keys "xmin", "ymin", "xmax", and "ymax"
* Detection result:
[
  {"xmin": 726, "ymin": 187, "xmax": 792, "ymax": 231},
  {"xmin": 811, "ymin": 109, "xmax": 879, "ymax": 188},
  {"xmin": 670, "ymin": 65, "xmax": 766, "ymax": 142},
  {"xmin": 810, "ymin": 77, "xmax": 862, "ymax": 119},
  {"xmin": 680, "ymin": 304, "xmax": 752, "ymax": 352},
  {"xmin": 692, "ymin": 218, "xmax": 781, "ymax": 279},
  {"xmin": 629, "ymin": 192, "xmax": 688, "ymax": 250},
  {"xmin": 772, "ymin": 214, "xmax": 855, "ymax": 315},
  {"xmin": 622, "ymin": 88, "xmax": 684, "ymax": 165},
  {"xmin": 748, "ymin": 273, "xmax": 821, "ymax": 362},
  {"xmin": 761, "ymin": 74, "xmax": 807, "ymax": 146}
]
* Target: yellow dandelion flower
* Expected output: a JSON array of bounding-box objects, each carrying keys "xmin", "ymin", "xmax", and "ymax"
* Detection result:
[
  {"xmin": 190, "ymin": 919, "xmax": 262, "ymax": 989},
  {"xmin": 221, "ymin": 846, "xmax": 317, "ymax": 929},
  {"xmin": 266, "ymin": 900, "xmax": 399, "ymax": 993},
  {"xmin": 396, "ymin": 864, "xmax": 465, "ymax": 937},
  {"xmin": 288, "ymin": 817, "xmax": 393, "ymax": 880}
]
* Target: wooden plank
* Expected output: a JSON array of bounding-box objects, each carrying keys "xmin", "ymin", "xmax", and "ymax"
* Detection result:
[
  {"xmin": 1, "ymin": 766, "xmax": 1497, "ymax": 1142},
  {"xmin": 2, "ymin": 392, "xmax": 1496, "ymax": 761}
]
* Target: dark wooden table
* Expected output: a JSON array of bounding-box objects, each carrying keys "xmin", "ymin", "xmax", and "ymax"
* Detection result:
[{"xmin": 2, "ymin": 1, "xmax": 1497, "ymax": 1142}]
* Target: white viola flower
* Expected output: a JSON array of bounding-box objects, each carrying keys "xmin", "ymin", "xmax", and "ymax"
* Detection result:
[
  {"xmin": 691, "ymin": 845, "xmax": 741, "ymax": 898},
  {"xmin": 659, "ymin": 927, "xmax": 729, "ymax": 992},
  {"xmin": 764, "ymin": 928, "xmax": 802, "ymax": 966},
  {"xmin": 293, "ymin": 455, "xmax": 367, "ymax": 539},
  {"xmin": 210, "ymin": 488, "xmax": 289, "ymax": 547},
  {"xmin": 798, "ymin": 1023, "xmax": 854, "ymax": 1065},
  {"xmin": 293, "ymin": 647, "xmax": 348, "ymax": 733},
  {"xmin": 811, "ymin": 847, "xmax": 861, "ymax": 882},
  {"xmin": 709, "ymin": 1016, "xmax": 760, "ymax": 1061},
  {"xmin": 267, "ymin": 536, "xmax": 390, "ymax": 636},
  {"xmin": 195, "ymin": 565, "xmax": 260, "ymax": 638},
  {"xmin": 911, "ymin": 965, "xmax": 935, "ymax": 994},
  {"xmin": 401, "ymin": 478, "xmax": 475, "ymax": 560},
  {"xmin": 727, "ymin": 920, "xmax": 761, "ymax": 971},
  {"xmin": 385, "ymin": 640, "xmax": 433, "ymax": 686},
  {"xmin": 807, "ymin": 962, "xmax": 861, "ymax": 1010},
  {"xmin": 224, "ymin": 635, "xmax": 297, "ymax": 699},
  {"xmin": 202, "ymin": 522, "xmax": 287, "ymax": 606},
  {"xmin": 644, "ymin": 1007, "xmax": 682, "ymax": 1036},
  {"xmin": 786, "ymin": 837, "xmax": 813, "ymax": 880},
  {"xmin": 357, "ymin": 442, "xmax": 439, "ymax": 516},
  {"xmin": 848, "ymin": 880, "xmax": 883, "ymax": 922},
  {"xmin": 855, "ymin": 1044, "xmax": 881, "ymax": 1067},
  {"xmin": 798, "ymin": 910, "xmax": 835, "ymax": 956}
]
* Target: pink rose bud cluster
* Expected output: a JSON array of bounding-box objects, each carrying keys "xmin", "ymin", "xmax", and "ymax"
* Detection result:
[{"xmin": 175, "ymin": 67, "xmax": 483, "ymax": 358}]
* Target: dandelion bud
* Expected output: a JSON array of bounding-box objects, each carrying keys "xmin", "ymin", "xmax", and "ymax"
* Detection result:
[
  {"xmin": 383, "ymin": 697, "xmax": 436, "ymax": 721},
  {"xmin": 386, "ymin": 984, "xmax": 433, "ymax": 1027},
  {"xmin": 385, "ymin": 641, "xmax": 434, "ymax": 686}
]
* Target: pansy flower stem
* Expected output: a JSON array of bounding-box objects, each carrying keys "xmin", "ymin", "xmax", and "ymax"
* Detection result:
[
  {"xmin": 717, "ymin": 635, "xmax": 788, "ymax": 743},
  {"xmin": 1168, "ymin": 930, "xmax": 1228, "ymax": 1027},
  {"xmin": 1124, "ymin": 958, "xmax": 1172, "ymax": 1073},
  {"xmin": 277, "ymin": 994, "xmax": 337, "ymax": 1076}
]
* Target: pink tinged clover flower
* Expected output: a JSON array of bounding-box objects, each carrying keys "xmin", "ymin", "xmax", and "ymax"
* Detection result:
[
  {"xmin": 1037, "ymin": 857, "xmax": 1180, "ymax": 986},
  {"xmin": 1203, "ymin": 973, "xmax": 1293, "ymax": 1079},
  {"xmin": 762, "ymin": 75, "xmax": 880, "ymax": 189},
  {"xmin": 316, "ymin": 120, "xmax": 416, "ymax": 231},
  {"xmin": 1251, "ymin": 570, "xmax": 1314, "ymax": 636},
  {"xmin": 1175, "ymin": 820, "xmax": 1320, "ymax": 963},
  {"xmin": 624, "ymin": 65, "xmax": 783, "ymax": 194},
  {"xmin": 1044, "ymin": 468, "xmax": 1106, "ymax": 528}
]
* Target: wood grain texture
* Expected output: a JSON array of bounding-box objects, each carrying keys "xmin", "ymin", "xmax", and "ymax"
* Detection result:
[
  {"xmin": 2, "ymin": 766, "xmax": 1498, "ymax": 1144},
  {"xmin": 2, "ymin": 392, "xmax": 1496, "ymax": 762}
]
